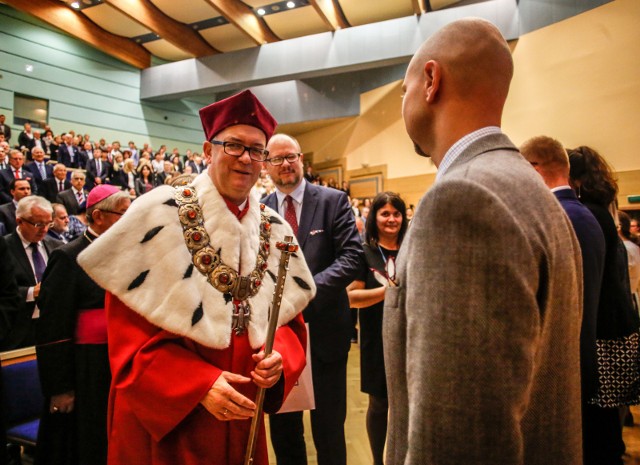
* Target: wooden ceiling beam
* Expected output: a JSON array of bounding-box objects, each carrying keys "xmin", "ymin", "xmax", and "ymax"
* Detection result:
[
  {"xmin": 4, "ymin": 0, "xmax": 151, "ymax": 69},
  {"xmin": 204, "ymin": 0, "xmax": 280, "ymax": 45},
  {"xmin": 104, "ymin": 0, "xmax": 218, "ymax": 57},
  {"xmin": 309, "ymin": 0, "xmax": 350, "ymax": 31},
  {"xmin": 411, "ymin": 0, "xmax": 427, "ymax": 15}
]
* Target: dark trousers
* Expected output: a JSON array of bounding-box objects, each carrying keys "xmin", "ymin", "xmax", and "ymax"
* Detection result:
[
  {"xmin": 583, "ymin": 403, "xmax": 624, "ymax": 465},
  {"xmin": 270, "ymin": 355, "xmax": 348, "ymax": 465}
]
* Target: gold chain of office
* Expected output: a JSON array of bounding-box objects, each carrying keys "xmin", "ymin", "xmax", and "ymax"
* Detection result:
[{"xmin": 175, "ymin": 185, "xmax": 272, "ymax": 334}]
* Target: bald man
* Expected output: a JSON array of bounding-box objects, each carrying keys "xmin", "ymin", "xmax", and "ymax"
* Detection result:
[{"xmin": 384, "ymin": 19, "xmax": 583, "ymax": 464}]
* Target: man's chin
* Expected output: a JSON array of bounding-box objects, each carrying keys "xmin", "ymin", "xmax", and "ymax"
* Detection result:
[{"xmin": 413, "ymin": 142, "xmax": 430, "ymax": 158}]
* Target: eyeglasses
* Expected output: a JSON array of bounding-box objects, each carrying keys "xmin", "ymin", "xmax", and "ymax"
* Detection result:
[
  {"xmin": 21, "ymin": 217, "xmax": 53, "ymax": 229},
  {"xmin": 211, "ymin": 140, "xmax": 269, "ymax": 162},
  {"xmin": 266, "ymin": 153, "xmax": 301, "ymax": 165}
]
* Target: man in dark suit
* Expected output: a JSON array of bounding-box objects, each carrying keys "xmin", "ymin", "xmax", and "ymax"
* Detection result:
[
  {"xmin": 17, "ymin": 122, "xmax": 34, "ymax": 153},
  {"xmin": 2, "ymin": 195, "xmax": 62, "ymax": 350},
  {"xmin": 41, "ymin": 164, "xmax": 71, "ymax": 204},
  {"xmin": 0, "ymin": 179, "xmax": 33, "ymax": 235},
  {"xmin": 26, "ymin": 146, "xmax": 54, "ymax": 195},
  {"xmin": 0, "ymin": 150, "xmax": 35, "ymax": 203},
  {"xmin": 186, "ymin": 155, "xmax": 206, "ymax": 174},
  {"xmin": 520, "ymin": 135, "xmax": 607, "ymax": 464},
  {"xmin": 85, "ymin": 147, "xmax": 111, "ymax": 190},
  {"xmin": 57, "ymin": 134, "xmax": 84, "ymax": 169},
  {"xmin": 0, "ymin": 114, "xmax": 11, "ymax": 142},
  {"xmin": 263, "ymin": 134, "xmax": 363, "ymax": 465},
  {"xmin": 57, "ymin": 171, "xmax": 88, "ymax": 215}
]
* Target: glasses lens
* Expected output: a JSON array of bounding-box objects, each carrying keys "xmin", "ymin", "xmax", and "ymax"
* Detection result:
[
  {"xmin": 249, "ymin": 148, "xmax": 267, "ymax": 162},
  {"xmin": 223, "ymin": 142, "xmax": 244, "ymax": 156},
  {"xmin": 269, "ymin": 157, "xmax": 283, "ymax": 165},
  {"xmin": 286, "ymin": 153, "xmax": 299, "ymax": 163}
]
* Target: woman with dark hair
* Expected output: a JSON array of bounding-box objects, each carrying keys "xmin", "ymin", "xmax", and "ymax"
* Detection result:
[
  {"xmin": 347, "ymin": 191, "xmax": 408, "ymax": 465},
  {"xmin": 135, "ymin": 164, "xmax": 155, "ymax": 197},
  {"xmin": 171, "ymin": 154, "xmax": 183, "ymax": 174},
  {"xmin": 619, "ymin": 211, "xmax": 640, "ymax": 312},
  {"xmin": 568, "ymin": 146, "xmax": 639, "ymax": 465}
]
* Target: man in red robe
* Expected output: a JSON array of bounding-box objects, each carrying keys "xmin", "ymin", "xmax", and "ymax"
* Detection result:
[{"xmin": 78, "ymin": 90, "xmax": 316, "ymax": 465}]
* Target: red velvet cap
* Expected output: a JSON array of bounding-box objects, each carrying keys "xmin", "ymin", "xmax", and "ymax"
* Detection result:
[
  {"xmin": 199, "ymin": 90, "xmax": 277, "ymax": 142},
  {"xmin": 87, "ymin": 184, "xmax": 120, "ymax": 208}
]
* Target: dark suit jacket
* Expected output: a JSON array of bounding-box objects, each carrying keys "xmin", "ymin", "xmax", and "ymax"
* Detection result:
[
  {"xmin": 0, "ymin": 122, "xmax": 11, "ymax": 141},
  {"xmin": 262, "ymin": 182, "xmax": 363, "ymax": 362},
  {"xmin": 85, "ymin": 158, "xmax": 112, "ymax": 190},
  {"xmin": 554, "ymin": 188, "xmax": 605, "ymax": 400},
  {"xmin": 0, "ymin": 202, "xmax": 17, "ymax": 235},
  {"xmin": 17, "ymin": 131, "xmax": 34, "ymax": 152},
  {"xmin": 57, "ymin": 144, "xmax": 85, "ymax": 169},
  {"xmin": 41, "ymin": 178, "xmax": 71, "ymax": 204},
  {"xmin": 57, "ymin": 188, "xmax": 88, "ymax": 215},
  {"xmin": 2, "ymin": 232, "xmax": 63, "ymax": 350},
  {"xmin": 0, "ymin": 236, "xmax": 19, "ymax": 343},
  {"xmin": 0, "ymin": 168, "xmax": 36, "ymax": 203},
  {"xmin": 186, "ymin": 160, "xmax": 205, "ymax": 174},
  {"xmin": 25, "ymin": 161, "xmax": 54, "ymax": 195}
]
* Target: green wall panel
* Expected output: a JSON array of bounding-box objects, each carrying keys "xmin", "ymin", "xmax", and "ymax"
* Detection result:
[{"xmin": 0, "ymin": 4, "xmax": 204, "ymax": 153}]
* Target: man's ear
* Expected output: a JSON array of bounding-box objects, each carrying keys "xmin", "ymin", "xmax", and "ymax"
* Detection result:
[
  {"xmin": 424, "ymin": 60, "xmax": 441, "ymax": 103},
  {"xmin": 202, "ymin": 141, "xmax": 212, "ymax": 163}
]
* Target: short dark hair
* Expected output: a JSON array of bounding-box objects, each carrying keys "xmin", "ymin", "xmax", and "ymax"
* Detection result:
[
  {"xmin": 365, "ymin": 191, "xmax": 408, "ymax": 247},
  {"xmin": 9, "ymin": 178, "xmax": 30, "ymax": 191}
]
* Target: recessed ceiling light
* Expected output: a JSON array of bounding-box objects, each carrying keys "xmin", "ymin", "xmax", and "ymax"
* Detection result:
[
  {"xmin": 70, "ymin": 1, "xmax": 80, "ymax": 8},
  {"xmin": 25, "ymin": 64, "xmax": 34, "ymax": 72},
  {"xmin": 287, "ymin": 1, "xmax": 295, "ymax": 8},
  {"xmin": 257, "ymin": 8, "xmax": 266, "ymax": 16}
]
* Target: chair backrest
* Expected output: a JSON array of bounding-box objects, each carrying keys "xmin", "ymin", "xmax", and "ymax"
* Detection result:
[{"xmin": 1, "ymin": 359, "xmax": 44, "ymax": 426}]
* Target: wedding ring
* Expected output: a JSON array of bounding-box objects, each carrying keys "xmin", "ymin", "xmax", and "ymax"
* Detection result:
[
  {"xmin": 223, "ymin": 408, "xmax": 228, "ymax": 417},
  {"xmin": 52, "ymin": 406, "xmax": 59, "ymax": 412}
]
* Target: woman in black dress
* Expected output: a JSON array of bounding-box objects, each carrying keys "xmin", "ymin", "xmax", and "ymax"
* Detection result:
[{"xmin": 347, "ymin": 191, "xmax": 408, "ymax": 465}]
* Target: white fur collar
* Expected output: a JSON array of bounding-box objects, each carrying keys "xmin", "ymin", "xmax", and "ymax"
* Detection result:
[{"xmin": 77, "ymin": 173, "xmax": 316, "ymax": 349}]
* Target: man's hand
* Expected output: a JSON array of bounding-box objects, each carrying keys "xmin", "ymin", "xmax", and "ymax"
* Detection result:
[
  {"xmin": 251, "ymin": 350, "xmax": 283, "ymax": 389},
  {"xmin": 200, "ymin": 372, "xmax": 255, "ymax": 421},
  {"xmin": 50, "ymin": 391, "xmax": 75, "ymax": 414},
  {"xmin": 33, "ymin": 282, "xmax": 42, "ymax": 299}
]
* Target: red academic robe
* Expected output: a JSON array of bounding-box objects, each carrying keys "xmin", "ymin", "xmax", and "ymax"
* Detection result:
[{"xmin": 105, "ymin": 293, "xmax": 307, "ymax": 465}]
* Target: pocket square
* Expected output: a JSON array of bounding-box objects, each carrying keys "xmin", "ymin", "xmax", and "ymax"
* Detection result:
[{"xmin": 310, "ymin": 229, "xmax": 324, "ymax": 235}]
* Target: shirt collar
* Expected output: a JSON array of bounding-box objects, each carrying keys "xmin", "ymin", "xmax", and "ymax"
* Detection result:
[
  {"xmin": 275, "ymin": 178, "xmax": 306, "ymax": 208},
  {"xmin": 436, "ymin": 126, "xmax": 502, "ymax": 182},
  {"xmin": 550, "ymin": 185, "xmax": 572, "ymax": 193}
]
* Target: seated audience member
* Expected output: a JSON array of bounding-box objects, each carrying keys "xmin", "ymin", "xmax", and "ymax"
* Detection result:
[
  {"xmin": 43, "ymin": 129, "xmax": 57, "ymax": 159},
  {"xmin": 0, "ymin": 113, "xmax": 11, "ymax": 143},
  {"xmin": 118, "ymin": 159, "xmax": 137, "ymax": 197},
  {"xmin": 1, "ymin": 150, "xmax": 35, "ymax": 203},
  {"xmin": 0, "ymin": 179, "xmax": 33, "ymax": 235},
  {"xmin": 347, "ymin": 192, "xmax": 408, "ymax": 465},
  {"xmin": 151, "ymin": 151, "xmax": 164, "ymax": 174},
  {"xmin": 47, "ymin": 203, "xmax": 70, "ymax": 244},
  {"xmin": 36, "ymin": 186, "xmax": 131, "ymax": 465},
  {"xmin": 134, "ymin": 164, "xmax": 155, "ymax": 197},
  {"xmin": 57, "ymin": 171, "xmax": 89, "ymax": 215},
  {"xmin": 41, "ymin": 164, "xmax": 71, "ymax": 204},
  {"xmin": 155, "ymin": 161, "xmax": 174, "ymax": 186},
  {"xmin": 171, "ymin": 154, "xmax": 183, "ymax": 173},
  {"xmin": 619, "ymin": 211, "xmax": 640, "ymax": 311},
  {"xmin": 186, "ymin": 154, "xmax": 205, "ymax": 174},
  {"xmin": 57, "ymin": 134, "xmax": 83, "ymax": 169},
  {"xmin": 17, "ymin": 122, "xmax": 35, "ymax": 154},
  {"xmin": 0, "ymin": 143, "xmax": 8, "ymax": 170},
  {"xmin": 67, "ymin": 208, "xmax": 87, "ymax": 242},
  {"xmin": 520, "ymin": 136, "xmax": 607, "ymax": 464},
  {"xmin": 86, "ymin": 148, "xmax": 112, "ymax": 190},
  {"xmin": 2, "ymin": 195, "xmax": 63, "ymax": 350},
  {"xmin": 26, "ymin": 146, "xmax": 54, "ymax": 195}
]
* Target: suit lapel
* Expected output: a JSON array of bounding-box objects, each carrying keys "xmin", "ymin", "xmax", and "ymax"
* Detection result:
[
  {"xmin": 10, "ymin": 233, "xmax": 35, "ymax": 284},
  {"xmin": 298, "ymin": 183, "xmax": 318, "ymax": 249}
]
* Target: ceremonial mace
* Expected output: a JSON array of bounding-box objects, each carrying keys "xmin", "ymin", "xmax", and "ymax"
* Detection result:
[{"xmin": 244, "ymin": 235, "xmax": 298, "ymax": 465}]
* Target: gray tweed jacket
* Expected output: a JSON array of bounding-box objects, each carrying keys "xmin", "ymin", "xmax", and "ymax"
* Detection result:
[{"xmin": 383, "ymin": 133, "xmax": 583, "ymax": 465}]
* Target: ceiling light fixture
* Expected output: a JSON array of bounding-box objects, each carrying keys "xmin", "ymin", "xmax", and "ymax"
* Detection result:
[
  {"xmin": 257, "ymin": 8, "xmax": 266, "ymax": 16},
  {"xmin": 287, "ymin": 1, "xmax": 295, "ymax": 8}
]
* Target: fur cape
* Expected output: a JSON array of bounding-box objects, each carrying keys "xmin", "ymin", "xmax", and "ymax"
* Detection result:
[{"xmin": 77, "ymin": 173, "xmax": 316, "ymax": 349}]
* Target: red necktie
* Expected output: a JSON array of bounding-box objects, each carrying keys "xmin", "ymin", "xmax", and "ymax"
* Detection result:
[
  {"xmin": 14, "ymin": 169, "xmax": 20, "ymax": 179},
  {"xmin": 284, "ymin": 195, "xmax": 298, "ymax": 235}
]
